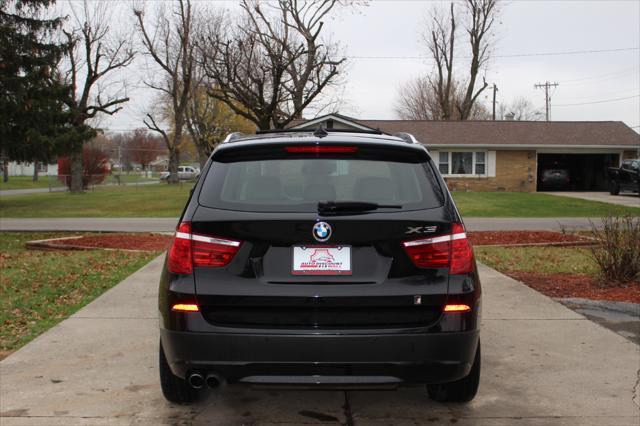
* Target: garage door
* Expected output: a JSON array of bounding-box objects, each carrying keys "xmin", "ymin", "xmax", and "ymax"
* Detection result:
[{"xmin": 537, "ymin": 153, "xmax": 619, "ymax": 191}]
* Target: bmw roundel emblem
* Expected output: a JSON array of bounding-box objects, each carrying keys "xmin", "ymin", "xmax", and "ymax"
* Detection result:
[{"xmin": 312, "ymin": 222, "xmax": 332, "ymax": 242}]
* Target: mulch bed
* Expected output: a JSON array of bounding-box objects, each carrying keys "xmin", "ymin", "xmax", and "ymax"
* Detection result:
[
  {"xmin": 504, "ymin": 271, "xmax": 640, "ymax": 304},
  {"xmin": 28, "ymin": 233, "xmax": 172, "ymax": 252},
  {"xmin": 467, "ymin": 231, "xmax": 591, "ymax": 247}
]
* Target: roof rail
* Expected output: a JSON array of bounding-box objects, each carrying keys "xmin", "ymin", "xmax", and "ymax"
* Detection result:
[
  {"xmin": 222, "ymin": 132, "xmax": 246, "ymax": 143},
  {"xmin": 393, "ymin": 132, "xmax": 420, "ymax": 144},
  {"xmin": 255, "ymin": 127, "xmax": 384, "ymax": 136}
]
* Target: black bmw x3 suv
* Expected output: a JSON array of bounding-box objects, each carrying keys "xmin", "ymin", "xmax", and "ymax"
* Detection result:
[{"xmin": 159, "ymin": 128, "xmax": 481, "ymax": 404}]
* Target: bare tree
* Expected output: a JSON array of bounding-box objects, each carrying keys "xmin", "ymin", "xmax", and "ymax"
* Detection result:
[
  {"xmin": 60, "ymin": 0, "xmax": 135, "ymax": 193},
  {"xmin": 134, "ymin": 0, "xmax": 197, "ymax": 184},
  {"xmin": 280, "ymin": 0, "xmax": 345, "ymax": 119},
  {"xmin": 128, "ymin": 129, "xmax": 166, "ymax": 171},
  {"xmin": 424, "ymin": 3, "xmax": 456, "ymax": 120},
  {"xmin": 421, "ymin": 0, "xmax": 498, "ymax": 120},
  {"xmin": 185, "ymin": 83, "xmax": 255, "ymax": 167},
  {"xmin": 396, "ymin": 76, "xmax": 446, "ymax": 120},
  {"xmin": 199, "ymin": 0, "xmax": 347, "ymax": 130},
  {"xmin": 395, "ymin": 75, "xmax": 490, "ymax": 120},
  {"xmin": 497, "ymin": 96, "xmax": 543, "ymax": 121}
]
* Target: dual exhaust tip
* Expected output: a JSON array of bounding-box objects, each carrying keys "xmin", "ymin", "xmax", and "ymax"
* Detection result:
[{"xmin": 188, "ymin": 372, "xmax": 223, "ymax": 389}]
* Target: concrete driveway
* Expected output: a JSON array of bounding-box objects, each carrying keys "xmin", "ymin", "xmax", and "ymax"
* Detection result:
[
  {"xmin": 542, "ymin": 191, "xmax": 640, "ymax": 208},
  {"xmin": 1, "ymin": 258, "xmax": 638, "ymax": 426}
]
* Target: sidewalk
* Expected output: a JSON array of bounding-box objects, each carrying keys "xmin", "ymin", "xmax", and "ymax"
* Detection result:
[
  {"xmin": 0, "ymin": 217, "xmax": 602, "ymax": 232},
  {"xmin": 1, "ymin": 258, "xmax": 638, "ymax": 425},
  {"xmin": 0, "ymin": 180, "xmax": 160, "ymax": 197}
]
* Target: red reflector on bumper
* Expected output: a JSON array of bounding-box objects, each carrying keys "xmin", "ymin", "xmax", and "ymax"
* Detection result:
[
  {"xmin": 171, "ymin": 303, "xmax": 199, "ymax": 312},
  {"xmin": 444, "ymin": 304, "xmax": 471, "ymax": 313}
]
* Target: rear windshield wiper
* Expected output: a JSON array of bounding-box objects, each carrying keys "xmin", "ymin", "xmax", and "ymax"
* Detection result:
[{"xmin": 317, "ymin": 201, "xmax": 402, "ymax": 213}]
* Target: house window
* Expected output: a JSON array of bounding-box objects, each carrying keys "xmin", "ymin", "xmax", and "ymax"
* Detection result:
[
  {"xmin": 475, "ymin": 152, "xmax": 486, "ymax": 175},
  {"xmin": 38, "ymin": 163, "xmax": 48, "ymax": 172},
  {"xmin": 438, "ymin": 151, "xmax": 487, "ymax": 176},
  {"xmin": 438, "ymin": 152, "xmax": 449, "ymax": 175}
]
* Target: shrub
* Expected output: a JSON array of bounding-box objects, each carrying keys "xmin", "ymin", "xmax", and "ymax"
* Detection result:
[
  {"xmin": 589, "ymin": 215, "xmax": 640, "ymax": 284},
  {"xmin": 58, "ymin": 146, "xmax": 109, "ymax": 189}
]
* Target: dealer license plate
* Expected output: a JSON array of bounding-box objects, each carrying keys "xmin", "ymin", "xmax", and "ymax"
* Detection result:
[{"xmin": 292, "ymin": 246, "xmax": 352, "ymax": 275}]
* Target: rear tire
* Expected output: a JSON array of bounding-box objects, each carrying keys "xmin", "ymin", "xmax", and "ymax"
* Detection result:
[
  {"xmin": 427, "ymin": 340, "xmax": 480, "ymax": 403},
  {"xmin": 609, "ymin": 181, "xmax": 620, "ymax": 195},
  {"xmin": 159, "ymin": 341, "xmax": 199, "ymax": 404}
]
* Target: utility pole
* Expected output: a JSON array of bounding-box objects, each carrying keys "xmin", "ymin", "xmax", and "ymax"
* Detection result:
[
  {"xmin": 534, "ymin": 81, "xmax": 559, "ymax": 121},
  {"xmin": 491, "ymin": 84, "xmax": 498, "ymax": 120}
]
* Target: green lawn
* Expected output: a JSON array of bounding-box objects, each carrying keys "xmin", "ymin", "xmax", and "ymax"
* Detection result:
[
  {"xmin": 475, "ymin": 246, "xmax": 597, "ymax": 275},
  {"xmin": 0, "ymin": 232, "xmax": 159, "ymax": 356},
  {"xmin": 1, "ymin": 187, "xmax": 638, "ymax": 218},
  {"xmin": 452, "ymin": 192, "xmax": 639, "ymax": 217},
  {"xmin": 0, "ymin": 183, "xmax": 192, "ymax": 218},
  {"xmin": 0, "ymin": 176, "xmax": 51, "ymax": 190}
]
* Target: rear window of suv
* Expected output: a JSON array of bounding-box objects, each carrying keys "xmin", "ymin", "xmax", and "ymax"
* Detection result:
[{"xmin": 198, "ymin": 158, "xmax": 444, "ymax": 212}]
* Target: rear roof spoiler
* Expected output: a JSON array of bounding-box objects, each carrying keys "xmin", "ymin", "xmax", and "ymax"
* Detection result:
[{"xmin": 222, "ymin": 129, "xmax": 423, "ymax": 146}]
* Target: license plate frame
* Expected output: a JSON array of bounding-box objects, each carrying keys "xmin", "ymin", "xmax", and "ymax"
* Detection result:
[{"xmin": 292, "ymin": 245, "xmax": 352, "ymax": 276}]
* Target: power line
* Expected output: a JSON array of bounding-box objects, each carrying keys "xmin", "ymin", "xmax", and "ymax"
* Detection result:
[
  {"xmin": 554, "ymin": 94, "xmax": 639, "ymax": 107},
  {"xmin": 348, "ymin": 46, "xmax": 640, "ymax": 60},
  {"xmin": 559, "ymin": 66, "xmax": 640, "ymax": 84},
  {"xmin": 557, "ymin": 87, "xmax": 640, "ymax": 101}
]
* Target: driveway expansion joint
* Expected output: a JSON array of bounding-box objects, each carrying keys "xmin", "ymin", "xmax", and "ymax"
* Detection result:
[{"xmin": 634, "ymin": 368, "xmax": 640, "ymax": 408}]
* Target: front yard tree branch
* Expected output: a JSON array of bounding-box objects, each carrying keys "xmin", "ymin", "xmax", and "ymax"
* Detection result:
[
  {"xmin": 410, "ymin": 0, "xmax": 498, "ymax": 121},
  {"xmin": 134, "ymin": 0, "xmax": 197, "ymax": 184},
  {"xmin": 60, "ymin": 0, "xmax": 135, "ymax": 193},
  {"xmin": 199, "ymin": 0, "xmax": 348, "ymax": 130},
  {"xmin": 457, "ymin": 0, "xmax": 497, "ymax": 120}
]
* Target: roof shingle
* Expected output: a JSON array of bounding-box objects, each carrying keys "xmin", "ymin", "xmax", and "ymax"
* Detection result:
[{"xmin": 292, "ymin": 116, "xmax": 639, "ymax": 147}]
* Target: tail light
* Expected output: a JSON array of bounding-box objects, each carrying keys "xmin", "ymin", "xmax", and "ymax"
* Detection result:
[
  {"xmin": 402, "ymin": 223, "xmax": 474, "ymax": 274},
  {"xmin": 284, "ymin": 145, "xmax": 358, "ymax": 154},
  {"xmin": 168, "ymin": 222, "xmax": 242, "ymax": 274}
]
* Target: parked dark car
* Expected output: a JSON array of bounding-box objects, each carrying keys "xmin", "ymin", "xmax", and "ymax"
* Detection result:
[
  {"xmin": 158, "ymin": 128, "xmax": 482, "ymax": 404},
  {"xmin": 539, "ymin": 168, "xmax": 571, "ymax": 190},
  {"xmin": 608, "ymin": 159, "xmax": 639, "ymax": 195}
]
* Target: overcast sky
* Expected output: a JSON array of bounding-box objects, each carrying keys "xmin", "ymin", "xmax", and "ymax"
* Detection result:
[{"xmin": 89, "ymin": 0, "xmax": 640, "ymax": 133}]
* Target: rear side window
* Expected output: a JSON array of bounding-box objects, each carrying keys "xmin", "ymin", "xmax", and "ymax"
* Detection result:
[{"xmin": 199, "ymin": 158, "xmax": 444, "ymax": 212}]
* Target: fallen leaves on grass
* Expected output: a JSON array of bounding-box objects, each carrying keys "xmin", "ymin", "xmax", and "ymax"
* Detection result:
[{"xmin": 1, "ymin": 233, "xmax": 159, "ymax": 352}]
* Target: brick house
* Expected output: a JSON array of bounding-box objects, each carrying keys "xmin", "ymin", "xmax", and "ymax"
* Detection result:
[{"xmin": 290, "ymin": 114, "xmax": 640, "ymax": 192}]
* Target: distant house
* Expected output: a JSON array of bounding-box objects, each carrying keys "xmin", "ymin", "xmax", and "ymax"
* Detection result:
[
  {"xmin": 4, "ymin": 161, "xmax": 58, "ymax": 177},
  {"xmin": 149, "ymin": 156, "xmax": 169, "ymax": 172},
  {"xmin": 290, "ymin": 114, "xmax": 640, "ymax": 192}
]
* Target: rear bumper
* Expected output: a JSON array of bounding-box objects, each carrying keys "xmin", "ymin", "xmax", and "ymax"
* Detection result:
[{"xmin": 161, "ymin": 328, "xmax": 479, "ymax": 385}]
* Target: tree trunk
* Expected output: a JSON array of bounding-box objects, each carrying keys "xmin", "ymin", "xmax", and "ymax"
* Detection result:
[
  {"xmin": 167, "ymin": 147, "xmax": 180, "ymax": 184},
  {"xmin": 70, "ymin": 146, "xmax": 84, "ymax": 193},
  {"xmin": 2, "ymin": 152, "xmax": 8, "ymax": 183},
  {"xmin": 167, "ymin": 120, "xmax": 184, "ymax": 184},
  {"xmin": 33, "ymin": 161, "xmax": 39, "ymax": 182},
  {"xmin": 196, "ymin": 142, "xmax": 209, "ymax": 170}
]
